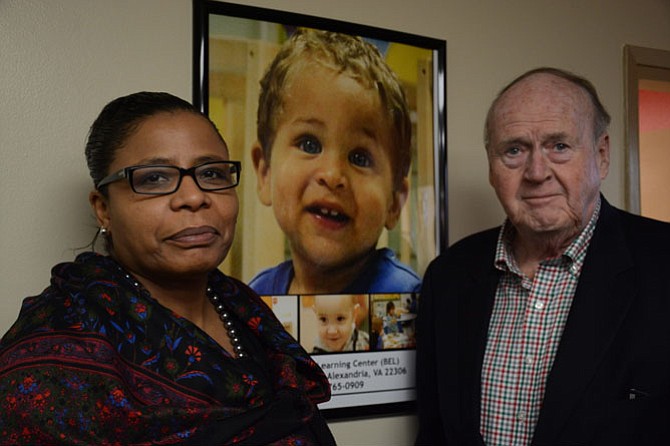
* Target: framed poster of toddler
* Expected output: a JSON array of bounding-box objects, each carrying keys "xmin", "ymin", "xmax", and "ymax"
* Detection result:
[{"xmin": 193, "ymin": 0, "xmax": 447, "ymax": 418}]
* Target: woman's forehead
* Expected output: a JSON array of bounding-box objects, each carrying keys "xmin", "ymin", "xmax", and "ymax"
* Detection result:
[{"xmin": 113, "ymin": 112, "xmax": 229, "ymax": 166}]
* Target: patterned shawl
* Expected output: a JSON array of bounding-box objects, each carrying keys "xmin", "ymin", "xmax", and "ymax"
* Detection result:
[{"xmin": 0, "ymin": 252, "xmax": 333, "ymax": 445}]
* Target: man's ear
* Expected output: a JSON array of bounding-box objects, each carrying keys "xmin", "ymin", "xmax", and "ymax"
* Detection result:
[
  {"xmin": 596, "ymin": 133, "xmax": 611, "ymax": 180},
  {"xmin": 89, "ymin": 190, "xmax": 111, "ymax": 230},
  {"xmin": 384, "ymin": 178, "xmax": 409, "ymax": 230},
  {"xmin": 251, "ymin": 142, "xmax": 272, "ymax": 206}
]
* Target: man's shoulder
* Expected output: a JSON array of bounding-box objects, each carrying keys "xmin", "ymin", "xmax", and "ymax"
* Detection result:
[
  {"xmin": 602, "ymin": 201, "xmax": 670, "ymax": 246},
  {"xmin": 424, "ymin": 226, "xmax": 500, "ymax": 278},
  {"xmin": 613, "ymin": 206, "xmax": 670, "ymax": 235},
  {"xmin": 450, "ymin": 226, "xmax": 501, "ymax": 250},
  {"xmin": 440, "ymin": 226, "xmax": 500, "ymax": 263},
  {"xmin": 585, "ymin": 199, "xmax": 670, "ymax": 274}
]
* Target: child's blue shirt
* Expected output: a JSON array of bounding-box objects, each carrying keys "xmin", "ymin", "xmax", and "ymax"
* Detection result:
[{"xmin": 249, "ymin": 248, "xmax": 421, "ymax": 294}]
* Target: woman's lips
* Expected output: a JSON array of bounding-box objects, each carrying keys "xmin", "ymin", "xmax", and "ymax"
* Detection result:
[{"xmin": 168, "ymin": 226, "xmax": 218, "ymax": 245}]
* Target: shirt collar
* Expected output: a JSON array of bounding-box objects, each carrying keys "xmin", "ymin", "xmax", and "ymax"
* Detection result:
[{"xmin": 494, "ymin": 196, "xmax": 602, "ymax": 277}]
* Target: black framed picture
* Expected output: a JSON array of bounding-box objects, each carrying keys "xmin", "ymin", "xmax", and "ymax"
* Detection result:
[{"xmin": 193, "ymin": 0, "xmax": 447, "ymax": 418}]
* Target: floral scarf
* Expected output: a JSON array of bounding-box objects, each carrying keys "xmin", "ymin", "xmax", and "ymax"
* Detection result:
[{"xmin": 0, "ymin": 252, "xmax": 333, "ymax": 445}]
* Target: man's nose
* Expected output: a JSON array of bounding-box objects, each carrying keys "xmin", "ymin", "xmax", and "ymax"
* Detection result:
[{"xmin": 523, "ymin": 148, "xmax": 552, "ymax": 182}]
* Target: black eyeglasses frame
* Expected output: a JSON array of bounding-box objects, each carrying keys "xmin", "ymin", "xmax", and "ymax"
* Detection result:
[{"xmin": 96, "ymin": 160, "xmax": 242, "ymax": 195}]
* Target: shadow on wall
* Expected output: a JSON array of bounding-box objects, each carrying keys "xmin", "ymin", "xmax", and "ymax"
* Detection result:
[
  {"xmin": 452, "ymin": 187, "xmax": 505, "ymax": 242},
  {"xmin": 58, "ymin": 177, "xmax": 100, "ymax": 256}
]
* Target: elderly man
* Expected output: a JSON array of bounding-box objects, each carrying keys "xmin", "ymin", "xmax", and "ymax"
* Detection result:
[{"xmin": 415, "ymin": 67, "xmax": 670, "ymax": 445}]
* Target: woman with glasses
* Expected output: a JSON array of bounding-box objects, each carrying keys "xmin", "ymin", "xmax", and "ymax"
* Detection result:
[{"xmin": 0, "ymin": 92, "xmax": 335, "ymax": 445}]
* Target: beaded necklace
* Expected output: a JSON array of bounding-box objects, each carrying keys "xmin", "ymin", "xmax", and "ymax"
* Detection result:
[
  {"xmin": 119, "ymin": 267, "xmax": 246, "ymax": 359},
  {"xmin": 207, "ymin": 287, "xmax": 246, "ymax": 359}
]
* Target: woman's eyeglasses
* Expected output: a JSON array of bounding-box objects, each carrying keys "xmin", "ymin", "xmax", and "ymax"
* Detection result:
[{"xmin": 96, "ymin": 161, "xmax": 241, "ymax": 195}]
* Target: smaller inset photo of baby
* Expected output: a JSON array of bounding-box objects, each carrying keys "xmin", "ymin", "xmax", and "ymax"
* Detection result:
[
  {"xmin": 261, "ymin": 295, "xmax": 299, "ymax": 340},
  {"xmin": 299, "ymin": 294, "xmax": 370, "ymax": 354},
  {"xmin": 370, "ymin": 293, "xmax": 417, "ymax": 350}
]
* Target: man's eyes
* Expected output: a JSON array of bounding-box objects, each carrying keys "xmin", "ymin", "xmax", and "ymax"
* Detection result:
[
  {"xmin": 502, "ymin": 143, "xmax": 569, "ymax": 156},
  {"xmin": 504, "ymin": 146, "xmax": 522, "ymax": 156}
]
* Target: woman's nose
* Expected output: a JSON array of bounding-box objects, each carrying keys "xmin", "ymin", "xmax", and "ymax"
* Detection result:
[{"xmin": 170, "ymin": 175, "xmax": 210, "ymax": 210}]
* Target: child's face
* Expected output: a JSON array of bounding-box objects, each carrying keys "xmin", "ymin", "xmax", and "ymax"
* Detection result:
[
  {"xmin": 253, "ymin": 63, "xmax": 408, "ymax": 274},
  {"xmin": 314, "ymin": 295, "xmax": 357, "ymax": 351}
]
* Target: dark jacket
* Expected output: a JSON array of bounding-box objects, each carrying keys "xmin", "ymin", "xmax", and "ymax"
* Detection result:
[{"xmin": 415, "ymin": 197, "xmax": 670, "ymax": 445}]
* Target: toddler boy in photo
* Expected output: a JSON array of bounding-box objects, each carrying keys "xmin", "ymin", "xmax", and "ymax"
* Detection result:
[
  {"xmin": 250, "ymin": 29, "xmax": 421, "ymax": 295},
  {"xmin": 311, "ymin": 295, "xmax": 369, "ymax": 353}
]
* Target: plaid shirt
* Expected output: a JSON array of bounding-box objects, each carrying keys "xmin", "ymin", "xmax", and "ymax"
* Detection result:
[{"xmin": 480, "ymin": 198, "xmax": 601, "ymax": 446}]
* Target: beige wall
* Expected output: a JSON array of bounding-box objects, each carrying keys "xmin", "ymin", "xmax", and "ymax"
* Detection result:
[{"xmin": 2, "ymin": 0, "xmax": 670, "ymax": 444}]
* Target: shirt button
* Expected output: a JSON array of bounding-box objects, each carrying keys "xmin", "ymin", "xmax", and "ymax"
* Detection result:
[
  {"xmin": 524, "ymin": 355, "xmax": 534, "ymax": 365},
  {"xmin": 534, "ymin": 300, "xmax": 545, "ymax": 310},
  {"xmin": 517, "ymin": 411, "xmax": 527, "ymax": 421}
]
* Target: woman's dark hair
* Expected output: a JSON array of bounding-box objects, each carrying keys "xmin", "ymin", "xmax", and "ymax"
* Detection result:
[{"xmin": 85, "ymin": 91, "xmax": 221, "ymax": 195}]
